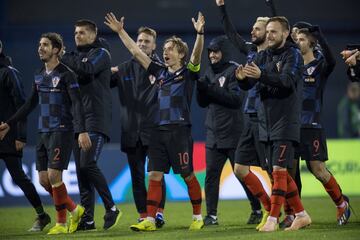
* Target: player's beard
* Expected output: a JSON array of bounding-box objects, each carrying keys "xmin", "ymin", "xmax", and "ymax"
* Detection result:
[
  {"xmin": 252, "ymin": 35, "xmax": 266, "ymax": 46},
  {"xmin": 268, "ymin": 38, "xmax": 284, "ymax": 50}
]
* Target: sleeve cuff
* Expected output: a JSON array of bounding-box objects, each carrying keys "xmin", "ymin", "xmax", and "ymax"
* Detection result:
[{"xmin": 187, "ymin": 62, "xmax": 201, "ymax": 72}]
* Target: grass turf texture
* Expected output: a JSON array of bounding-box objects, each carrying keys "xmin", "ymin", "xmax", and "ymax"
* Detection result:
[{"xmin": 1, "ymin": 196, "xmax": 359, "ymax": 239}]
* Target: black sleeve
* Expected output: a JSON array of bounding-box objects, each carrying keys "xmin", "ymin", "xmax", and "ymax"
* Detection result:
[
  {"xmin": 7, "ymin": 83, "xmax": 38, "ymax": 125},
  {"xmin": 147, "ymin": 61, "xmax": 164, "ymax": 77},
  {"xmin": 64, "ymin": 72, "xmax": 86, "ymax": 133},
  {"xmin": 205, "ymin": 72, "xmax": 244, "ymax": 109},
  {"xmin": 196, "ymin": 76, "xmax": 210, "ymax": 108},
  {"xmin": 260, "ymin": 49, "xmax": 303, "ymax": 89},
  {"xmin": 219, "ymin": 5, "xmax": 250, "ymax": 56},
  {"xmin": 317, "ymin": 33, "xmax": 336, "ymax": 78},
  {"xmin": 6, "ymin": 69, "xmax": 27, "ymax": 142},
  {"xmin": 61, "ymin": 48, "xmax": 111, "ymax": 83}
]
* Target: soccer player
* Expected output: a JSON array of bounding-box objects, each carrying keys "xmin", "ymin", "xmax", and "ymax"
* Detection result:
[
  {"xmin": 0, "ymin": 40, "xmax": 51, "ymax": 232},
  {"xmin": 60, "ymin": 19, "xmax": 121, "ymax": 231},
  {"xmin": 235, "ymin": 16, "xmax": 311, "ymax": 232},
  {"xmin": 0, "ymin": 33, "xmax": 91, "ymax": 235},
  {"xmin": 104, "ymin": 11, "xmax": 205, "ymax": 231},
  {"xmin": 294, "ymin": 27, "xmax": 351, "ymax": 225},
  {"xmin": 110, "ymin": 26, "xmax": 167, "ymax": 227},
  {"xmin": 197, "ymin": 35, "xmax": 260, "ymax": 226},
  {"xmin": 216, "ymin": 0, "xmax": 268, "ymax": 227}
]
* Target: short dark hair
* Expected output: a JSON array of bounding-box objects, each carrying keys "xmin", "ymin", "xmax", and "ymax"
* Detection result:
[
  {"xmin": 297, "ymin": 29, "xmax": 317, "ymax": 48},
  {"xmin": 164, "ymin": 36, "xmax": 189, "ymax": 66},
  {"xmin": 40, "ymin": 32, "xmax": 63, "ymax": 52},
  {"xmin": 75, "ymin": 19, "xmax": 97, "ymax": 33},
  {"xmin": 267, "ymin": 16, "xmax": 290, "ymax": 32},
  {"xmin": 138, "ymin": 26, "xmax": 157, "ymax": 41}
]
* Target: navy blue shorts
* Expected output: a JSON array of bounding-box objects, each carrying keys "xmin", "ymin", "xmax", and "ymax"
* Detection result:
[
  {"xmin": 148, "ymin": 125, "xmax": 193, "ymax": 174},
  {"xmin": 36, "ymin": 131, "xmax": 73, "ymax": 171}
]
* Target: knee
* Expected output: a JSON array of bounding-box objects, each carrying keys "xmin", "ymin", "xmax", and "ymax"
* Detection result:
[
  {"xmin": 47, "ymin": 171, "xmax": 61, "ymax": 185},
  {"xmin": 234, "ymin": 164, "xmax": 248, "ymax": 180},
  {"xmin": 11, "ymin": 176, "xmax": 24, "ymax": 186},
  {"xmin": 148, "ymin": 171, "xmax": 163, "ymax": 181}
]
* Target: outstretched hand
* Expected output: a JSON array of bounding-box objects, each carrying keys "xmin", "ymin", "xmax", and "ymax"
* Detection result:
[
  {"xmin": 192, "ymin": 12, "xmax": 205, "ymax": 33},
  {"xmin": 104, "ymin": 12, "xmax": 125, "ymax": 33}
]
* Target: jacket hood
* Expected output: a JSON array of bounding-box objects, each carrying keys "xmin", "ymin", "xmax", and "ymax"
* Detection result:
[
  {"xmin": 207, "ymin": 35, "xmax": 232, "ymax": 73},
  {"xmin": 77, "ymin": 37, "xmax": 110, "ymax": 52}
]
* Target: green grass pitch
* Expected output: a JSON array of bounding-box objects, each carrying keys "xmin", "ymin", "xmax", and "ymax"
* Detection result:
[{"xmin": 1, "ymin": 196, "xmax": 359, "ymax": 239}]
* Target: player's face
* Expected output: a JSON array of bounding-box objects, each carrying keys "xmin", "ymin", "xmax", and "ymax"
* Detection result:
[
  {"xmin": 75, "ymin": 26, "xmax": 96, "ymax": 46},
  {"xmin": 296, "ymin": 33, "xmax": 311, "ymax": 55},
  {"xmin": 266, "ymin": 21, "xmax": 288, "ymax": 50},
  {"xmin": 38, "ymin": 38, "xmax": 57, "ymax": 62},
  {"xmin": 136, "ymin": 33, "xmax": 156, "ymax": 56},
  {"xmin": 209, "ymin": 50, "xmax": 222, "ymax": 64},
  {"xmin": 163, "ymin": 42, "xmax": 184, "ymax": 68},
  {"xmin": 291, "ymin": 27, "xmax": 299, "ymax": 42},
  {"xmin": 251, "ymin": 22, "xmax": 266, "ymax": 45}
]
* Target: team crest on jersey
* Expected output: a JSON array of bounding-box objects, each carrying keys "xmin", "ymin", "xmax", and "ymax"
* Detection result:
[
  {"xmin": 81, "ymin": 58, "xmax": 88, "ymax": 62},
  {"xmin": 276, "ymin": 61, "xmax": 282, "ymax": 72},
  {"xmin": 218, "ymin": 76, "xmax": 226, "ymax": 87},
  {"xmin": 307, "ymin": 66, "xmax": 316, "ymax": 75},
  {"xmin": 52, "ymin": 76, "xmax": 60, "ymax": 87},
  {"xmin": 149, "ymin": 75, "xmax": 156, "ymax": 85}
]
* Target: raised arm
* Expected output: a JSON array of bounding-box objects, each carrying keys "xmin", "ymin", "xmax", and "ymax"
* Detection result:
[
  {"xmin": 189, "ymin": 12, "xmax": 205, "ymax": 65},
  {"xmin": 105, "ymin": 12, "xmax": 151, "ymax": 69},
  {"xmin": 310, "ymin": 26, "xmax": 336, "ymax": 77},
  {"xmin": 216, "ymin": 0, "xmax": 249, "ymax": 55}
]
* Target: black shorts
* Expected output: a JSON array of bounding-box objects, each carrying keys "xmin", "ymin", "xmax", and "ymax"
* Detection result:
[
  {"xmin": 36, "ymin": 131, "xmax": 74, "ymax": 171},
  {"xmin": 148, "ymin": 125, "xmax": 193, "ymax": 174},
  {"xmin": 264, "ymin": 140, "xmax": 295, "ymax": 170},
  {"xmin": 235, "ymin": 115, "xmax": 268, "ymax": 170},
  {"xmin": 295, "ymin": 128, "xmax": 328, "ymax": 162}
]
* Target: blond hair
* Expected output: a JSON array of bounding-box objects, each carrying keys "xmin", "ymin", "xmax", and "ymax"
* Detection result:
[{"xmin": 256, "ymin": 17, "xmax": 270, "ymax": 24}]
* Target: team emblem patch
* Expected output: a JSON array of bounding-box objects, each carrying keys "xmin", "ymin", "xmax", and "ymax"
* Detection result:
[
  {"xmin": 218, "ymin": 76, "xmax": 226, "ymax": 87},
  {"xmin": 81, "ymin": 58, "xmax": 88, "ymax": 62},
  {"xmin": 52, "ymin": 76, "xmax": 60, "ymax": 87},
  {"xmin": 307, "ymin": 66, "xmax": 316, "ymax": 75},
  {"xmin": 149, "ymin": 75, "xmax": 156, "ymax": 85},
  {"xmin": 276, "ymin": 61, "xmax": 282, "ymax": 72}
]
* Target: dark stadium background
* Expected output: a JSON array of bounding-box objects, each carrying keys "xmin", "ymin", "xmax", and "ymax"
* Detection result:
[{"xmin": 1, "ymin": 0, "xmax": 359, "ymax": 145}]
